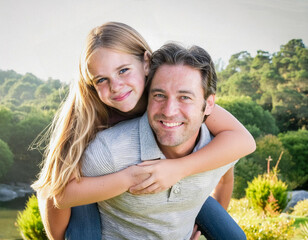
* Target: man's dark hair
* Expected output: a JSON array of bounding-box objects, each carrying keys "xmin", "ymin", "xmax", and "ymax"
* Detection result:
[{"xmin": 146, "ymin": 43, "xmax": 217, "ymax": 100}]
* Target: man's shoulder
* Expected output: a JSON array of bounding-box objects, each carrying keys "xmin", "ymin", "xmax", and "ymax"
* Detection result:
[{"xmin": 94, "ymin": 117, "xmax": 141, "ymax": 144}]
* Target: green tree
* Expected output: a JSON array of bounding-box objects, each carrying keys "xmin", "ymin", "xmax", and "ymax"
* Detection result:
[
  {"xmin": 272, "ymin": 86, "xmax": 306, "ymax": 131},
  {"xmin": 0, "ymin": 69, "xmax": 21, "ymax": 85},
  {"xmin": 0, "ymin": 106, "xmax": 14, "ymax": 142},
  {"xmin": 216, "ymin": 96, "xmax": 279, "ymax": 138},
  {"xmin": 219, "ymin": 72, "xmax": 260, "ymax": 100},
  {"xmin": 218, "ymin": 39, "xmax": 307, "ymax": 132},
  {"xmin": 233, "ymin": 158, "xmax": 263, "ymax": 198},
  {"xmin": 6, "ymin": 82, "xmax": 37, "ymax": 104},
  {"xmin": 0, "ymin": 138, "xmax": 14, "ymax": 179},
  {"xmin": 278, "ymin": 130, "xmax": 308, "ymax": 189},
  {"xmin": 246, "ymin": 135, "xmax": 306, "ymax": 189},
  {"xmin": 251, "ymin": 50, "xmax": 271, "ymax": 70},
  {"xmin": 21, "ymin": 73, "xmax": 43, "ymax": 87},
  {"xmin": 35, "ymin": 84, "xmax": 53, "ymax": 99},
  {"xmin": 5, "ymin": 109, "xmax": 52, "ymax": 182},
  {"xmin": 0, "ymin": 78, "xmax": 18, "ymax": 99}
]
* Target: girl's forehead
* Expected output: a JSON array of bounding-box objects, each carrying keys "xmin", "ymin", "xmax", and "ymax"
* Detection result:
[{"xmin": 87, "ymin": 48, "xmax": 143, "ymax": 77}]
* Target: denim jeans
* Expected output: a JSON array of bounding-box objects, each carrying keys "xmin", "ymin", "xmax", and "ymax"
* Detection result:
[
  {"xmin": 65, "ymin": 204, "xmax": 101, "ymax": 240},
  {"xmin": 196, "ymin": 196, "xmax": 246, "ymax": 240},
  {"xmin": 65, "ymin": 197, "xmax": 246, "ymax": 240}
]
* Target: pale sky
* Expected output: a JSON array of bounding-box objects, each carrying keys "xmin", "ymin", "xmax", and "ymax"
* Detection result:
[{"xmin": 1, "ymin": 0, "xmax": 307, "ymax": 83}]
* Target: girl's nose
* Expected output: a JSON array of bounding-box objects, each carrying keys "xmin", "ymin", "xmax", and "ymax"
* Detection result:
[{"xmin": 110, "ymin": 77, "xmax": 124, "ymax": 93}]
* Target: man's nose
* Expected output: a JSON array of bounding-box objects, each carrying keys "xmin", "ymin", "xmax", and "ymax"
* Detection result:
[{"xmin": 161, "ymin": 98, "xmax": 179, "ymax": 117}]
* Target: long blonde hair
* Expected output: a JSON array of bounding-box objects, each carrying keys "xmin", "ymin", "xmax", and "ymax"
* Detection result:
[{"xmin": 32, "ymin": 22, "xmax": 152, "ymax": 198}]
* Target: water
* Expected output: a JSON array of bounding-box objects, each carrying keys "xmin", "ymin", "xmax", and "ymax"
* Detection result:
[{"xmin": 0, "ymin": 195, "xmax": 31, "ymax": 240}]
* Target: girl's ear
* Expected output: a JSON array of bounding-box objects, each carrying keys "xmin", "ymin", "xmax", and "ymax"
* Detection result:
[
  {"xmin": 143, "ymin": 51, "xmax": 151, "ymax": 76},
  {"xmin": 204, "ymin": 94, "xmax": 216, "ymax": 115}
]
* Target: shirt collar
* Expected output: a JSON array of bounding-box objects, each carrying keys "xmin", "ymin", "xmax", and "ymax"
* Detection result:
[{"xmin": 139, "ymin": 112, "xmax": 212, "ymax": 160}]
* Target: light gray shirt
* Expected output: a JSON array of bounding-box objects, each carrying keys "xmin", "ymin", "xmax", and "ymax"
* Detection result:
[{"xmin": 82, "ymin": 113, "xmax": 235, "ymax": 239}]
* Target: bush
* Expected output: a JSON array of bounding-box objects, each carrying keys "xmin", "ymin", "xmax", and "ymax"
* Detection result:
[
  {"xmin": 295, "ymin": 222, "xmax": 308, "ymax": 240},
  {"xmin": 16, "ymin": 194, "xmax": 47, "ymax": 240},
  {"xmin": 291, "ymin": 199, "xmax": 308, "ymax": 217},
  {"xmin": 245, "ymin": 172, "xmax": 288, "ymax": 215},
  {"xmin": 228, "ymin": 198, "xmax": 295, "ymax": 240}
]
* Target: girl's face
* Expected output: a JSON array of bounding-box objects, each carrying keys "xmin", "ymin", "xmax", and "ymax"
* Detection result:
[{"xmin": 88, "ymin": 48, "xmax": 149, "ymax": 113}]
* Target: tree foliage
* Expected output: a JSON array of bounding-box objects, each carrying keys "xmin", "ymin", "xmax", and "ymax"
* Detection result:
[
  {"xmin": 0, "ymin": 70, "xmax": 67, "ymax": 183},
  {"xmin": 218, "ymin": 39, "xmax": 308, "ymax": 132},
  {"xmin": 0, "ymin": 38, "xmax": 306, "ymax": 190},
  {"xmin": 0, "ymin": 138, "xmax": 14, "ymax": 178},
  {"xmin": 216, "ymin": 96, "xmax": 279, "ymax": 138},
  {"xmin": 278, "ymin": 130, "xmax": 308, "ymax": 189}
]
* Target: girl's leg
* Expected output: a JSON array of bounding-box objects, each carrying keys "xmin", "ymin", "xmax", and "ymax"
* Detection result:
[
  {"xmin": 196, "ymin": 196, "xmax": 246, "ymax": 240},
  {"xmin": 65, "ymin": 203, "xmax": 101, "ymax": 240}
]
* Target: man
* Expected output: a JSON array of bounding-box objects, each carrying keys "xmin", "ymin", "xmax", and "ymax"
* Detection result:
[{"xmin": 82, "ymin": 43, "xmax": 240, "ymax": 239}]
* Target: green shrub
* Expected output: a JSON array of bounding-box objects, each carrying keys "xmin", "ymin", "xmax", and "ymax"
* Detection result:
[
  {"xmin": 292, "ymin": 199, "xmax": 308, "ymax": 217},
  {"xmin": 16, "ymin": 194, "xmax": 47, "ymax": 240},
  {"xmin": 245, "ymin": 172, "xmax": 288, "ymax": 215},
  {"xmin": 295, "ymin": 222, "xmax": 308, "ymax": 240},
  {"xmin": 228, "ymin": 198, "xmax": 295, "ymax": 240}
]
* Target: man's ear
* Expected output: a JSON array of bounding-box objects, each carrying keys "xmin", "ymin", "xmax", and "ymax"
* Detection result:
[
  {"xmin": 143, "ymin": 51, "xmax": 151, "ymax": 76},
  {"xmin": 204, "ymin": 95, "xmax": 215, "ymax": 115}
]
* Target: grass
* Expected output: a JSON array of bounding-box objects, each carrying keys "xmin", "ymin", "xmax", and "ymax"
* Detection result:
[
  {"xmin": 0, "ymin": 208, "xmax": 22, "ymax": 240},
  {"xmin": 0, "ymin": 195, "xmax": 29, "ymax": 240}
]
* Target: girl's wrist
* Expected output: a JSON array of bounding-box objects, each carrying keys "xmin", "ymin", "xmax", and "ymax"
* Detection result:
[{"xmin": 122, "ymin": 167, "xmax": 135, "ymax": 190}]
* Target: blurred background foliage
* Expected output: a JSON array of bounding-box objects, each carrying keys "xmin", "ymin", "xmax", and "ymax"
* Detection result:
[{"xmin": 0, "ymin": 39, "xmax": 307, "ymax": 200}]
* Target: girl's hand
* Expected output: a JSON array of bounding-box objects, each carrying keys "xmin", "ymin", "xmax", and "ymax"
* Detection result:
[
  {"xmin": 129, "ymin": 159, "xmax": 184, "ymax": 194},
  {"xmin": 125, "ymin": 165, "xmax": 151, "ymax": 187}
]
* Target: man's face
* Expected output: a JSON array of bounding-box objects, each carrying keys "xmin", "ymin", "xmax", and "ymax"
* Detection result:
[{"xmin": 147, "ymin": 64, "xmax": 208, "ymax": 152}]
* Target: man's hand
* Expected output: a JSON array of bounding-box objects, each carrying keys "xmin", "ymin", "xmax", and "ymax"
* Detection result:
[
  {"xmin": 129, "ymin": 159, "xmax": 184, "ymax": 194},
  {"xmin": 190, "ymin": 225, "xmax": 201, "ymax": 240}
]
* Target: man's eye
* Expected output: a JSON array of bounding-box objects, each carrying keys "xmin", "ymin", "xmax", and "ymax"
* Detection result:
[
  {"xmin": 154, "ymin": 94, "xmax": 166, "ymax": 99},
  {"xmin": 181, "ymin": 96, "xmax": 191, "ymax": 100},
  {"xmin": 119, "ymin": 68, "xmax": 128, "ymax": 74}
]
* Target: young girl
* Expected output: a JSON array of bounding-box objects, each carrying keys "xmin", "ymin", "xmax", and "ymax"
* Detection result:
[{"xmin": 32, "ymin": 22, "xmax": 255, "ymax": 240}]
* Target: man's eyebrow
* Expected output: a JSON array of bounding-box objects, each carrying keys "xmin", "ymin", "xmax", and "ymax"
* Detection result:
[
  {"xmin": 150, "ymin": 89, "xmax": 196, "ymax": 97},
  {"xmin": 150, "ymin": 88, "xmax": 165, "ymax": 93},
  {"xmin": 178, "ymin": 90, "xmax": 196, "ymax": 97}
]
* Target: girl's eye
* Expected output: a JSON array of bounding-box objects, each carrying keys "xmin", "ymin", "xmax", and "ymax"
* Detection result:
[
  {"xmin": 119, "ymin": 68, "xmax": 129, "ymax": 74},
  {"xmin": 96, "ymin": 78, "xmax": 107, "ymax": 84}
]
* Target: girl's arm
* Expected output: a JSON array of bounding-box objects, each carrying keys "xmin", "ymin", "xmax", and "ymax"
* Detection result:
[
  {"xmin": 129, "ymin": 104, "xmax": 256, "ymax": 194},
  {"xmin": 54, "ymin": 164, "xmax": 150, "ymax": 209},
  {"xmin": 37, "ymin": 191, "xmax": 70, "ymax": 240}
]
